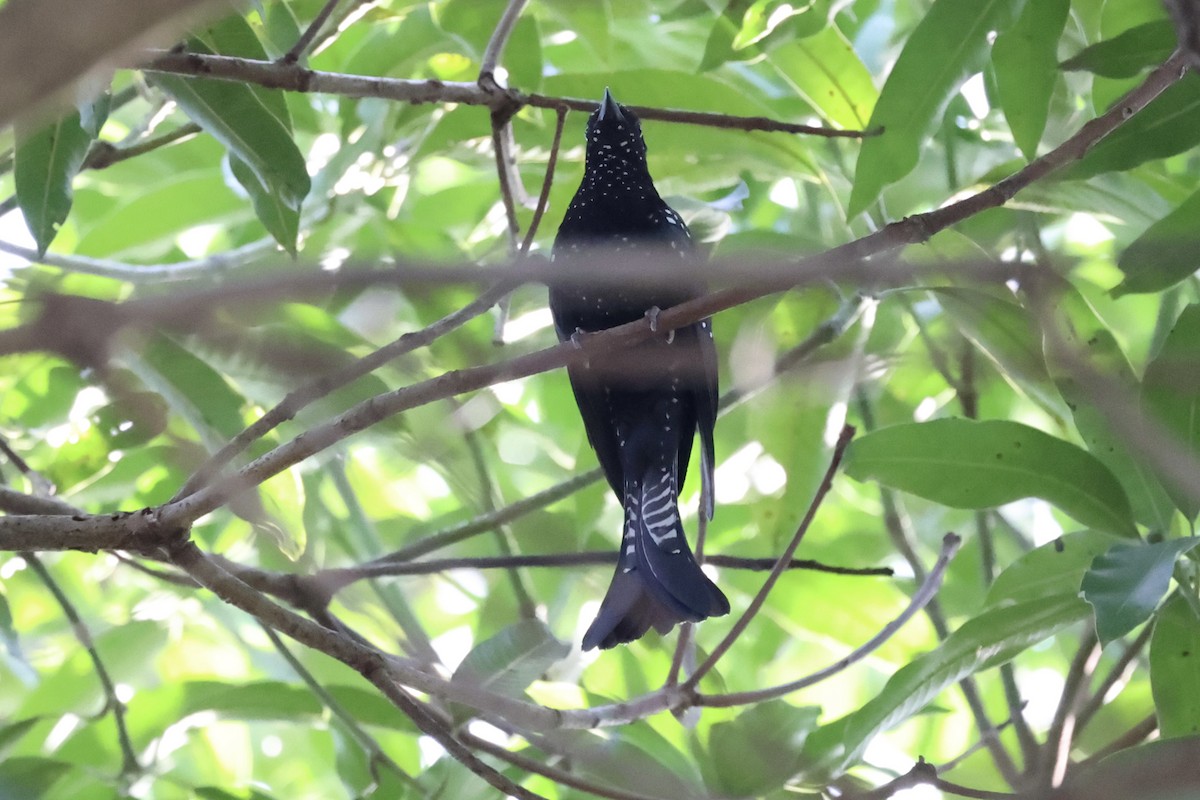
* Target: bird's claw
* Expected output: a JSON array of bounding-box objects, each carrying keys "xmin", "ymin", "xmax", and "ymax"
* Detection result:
[
  {"xmin": 645, "ymin": 306, "xmax": 662, "ymax": 333},
  {"xmin": 569, "ymin": 328, "xmax": 588, "ymax": 349}
]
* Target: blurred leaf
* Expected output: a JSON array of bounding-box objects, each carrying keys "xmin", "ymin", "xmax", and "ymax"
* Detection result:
[
  {"xmin": 992, "ymin": 0, "xmax": 1068, "ymax": 159},
  {"xmin": 1082, "ymin": 538, "xmax": 1199, "ymax": 645},
  {"xmin": 802, "ymin": 593, "xmax": 1089, "ymax": 780},
  {"xmin": 701, "ymin": 701, "xmax": 819, "ymax": 797},
  {"xmin": 1068, "ymin": 76, "xmax": 1200, "ymax": 180},
  {"xmin": 13, "ymin": 111, "xmax": 92, "ymax": 256},
  {"xmin": 1056, "ymin": 737, "xmax": 1200, "ymax": 799},
  {"xmin": 699, "ymin": 0, "xmax": 756, "ymax": 71},
  {"xmin": 986, "ymin": 530, "xmax": 1121, "ymax": 608},
  {"xmin": 134, "ymin": 334, "xmax": 248, "ymax": 442},
  {"xmin": 848, "ymin": 0, "xmax": 1026, "ymax": 216},
  {"xmin": 451, "ymin": 620, "xmax": 568, "ymax": 715},
  {"xmin": 843, "ymin": 419, "xmax": 1138, "ymax": 537},
  {"xmin": 1048, "ymin": 291, "xmax": 1177, "ymax": 531},
  {"xmin": 560, "ymin": 726, "xmax": 705, "ymax": 799},
  {"xmin": 1149, "ymin": 595, "xmax": 1200, "ymax": 737},
  {"xmin": 0, "ymin": 758, "xmax": 71, "ymax": 800},
  {"xmin": 930, "ymin": 287, "xmax": 1053, "ymax": 398},
  {"xmin": 1061, "ymin": 20, "xmax": 1176, "ymax": 78},
  {"xmin": 1142, "ymin": 304, "xmax": 1200, "ymax": 520},
  {"xmin": 0, "ymin": 718, "xmax": 39, "ymax": 761},
  {"xmin": 1115, "ymin": 188, "xmax": 1200, "ymax": 296}
]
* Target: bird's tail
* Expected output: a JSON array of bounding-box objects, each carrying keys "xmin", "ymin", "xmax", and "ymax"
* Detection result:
[{"xmin": 582, "ymin": 465, "xmax": 729, "ymax": 651}]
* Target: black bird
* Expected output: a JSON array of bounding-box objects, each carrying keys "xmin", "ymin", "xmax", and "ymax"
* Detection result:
[{"xmin": 550, "ymin": 89, "xmax": 729, "ymax": 650}]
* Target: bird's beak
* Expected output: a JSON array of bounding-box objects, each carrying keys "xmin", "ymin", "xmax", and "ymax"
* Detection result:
[{"xmin": 598, "ymin": 88, "xmax": 624, "ymax": 123}]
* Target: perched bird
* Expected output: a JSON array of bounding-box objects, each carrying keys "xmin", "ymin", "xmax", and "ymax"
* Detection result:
[{"xmin": 550, "ymin": 89, "xmax": 729, "ymax": 650}]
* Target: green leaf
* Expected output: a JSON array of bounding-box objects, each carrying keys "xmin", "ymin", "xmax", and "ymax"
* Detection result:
[
  {"xmin": 1081, "ymin": 538, "xmax": 1200, "ymax": 645},
  {"xmin": 13, "ymin": 111, "xmax": 92, "ymax": 256},
  {"xmin": 1114, "ymin": 187, "xmax": 1200, "ymax": 296},
  {"xmin": 843, "ymin": 419, "xmax": 1138, "ymax": 537},
  {"xmin": 992, "ymin": 0, "xmax": 1068, "ymax": 159},
  {"xmin": 1049, "ymin": 290, "xmax": 1176, "ymax": 530},
  {"xmin": 801, "ymin": 593, "xmax": 1089, "ymax": 780},
  {"xmin": 149, "ymin": 72, "xmax": 309, "ymax": 211},
  {"xmin": 765, "ymin": 26, "xmax": 877, "ymax": 130},
  {"xmin": 0, "ymin": 757, "xmax": 71, "ymax": 800},
  {"xmin": 1150, "ymin": 595, "xmax": 1200, "ymax": 737},
  {"xmin": 228, "ymin": 154, "xmax": 300, "ymax": 254},
  {"xmin": 560, "ymin": 726, "xmax": 704, "ymax": 799},
  {"xmin": 986, "ymin": 530, "xmax": 1121, "ymax": 608},
  {"xmin": 1142, "ymin": 305, "xmax": 1200, "ymax": 520},
  {"xmin": 1068, "ymin": 77, "xmax": 1200, "ymax": 180},
  {"xmin": 702, "ymin": 701, "xmax": 819, "ymax": 797},
  {"xmin": 1061, "ymin": 20, "xmax": 1176, "ymax": 78},
  {"xmin": 930, "ymin": 287, "xmax": 1052, "ymax": 397},
  {"xmin": 699, "ymin": 0, "xmax": 756, "ymax": 71},
  {"xmin": 848, "ymin": 0, "xmax": 1026, "ymax": 216},
  {"xmin": 0, "ymin": 718, "xmax": 40, "ymax": 762},
  {"xmin": 451, "ymin": 620, "xmax": 568, "ymax": 710}
]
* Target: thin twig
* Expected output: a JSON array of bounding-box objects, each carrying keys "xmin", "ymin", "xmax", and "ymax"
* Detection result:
[
  {"xmin": 83, "ymin": 122, "xmax": 199, "ymax": 169},
  {"xmin": 140, "ymin": 50, "xmax": 875, "ymax": 138},
  {"xmin": 685, "ymin": 423, "xmax": 856, "ymax": 688},
  {"xmin": 461, "ymin": 730, "xmax": 673, "ymax": 800},
  {"xmin": 479, "ymin": 0, "xmax": 528, "ymax": 87},
  {"xmin": 700, "ymin": 532, "xmax": 960, "ymax": 707},
  {"xmin": 25, "ymin": 555, "xmax": 141, "ymax": 775},
  {"xmin": 519, "ymin": 105, "xmax": 568, "ymax": 256},
  {"xmin": 283, "ymin": 0, "xmax": 341, "ymax": 63},
  {"xmin": 1075, "ymin": 623, "xmax": 1152, "ymax": 733},
  {"xmin": 1037, "ymin": 631, "xmax": 1101, "ymax": 791},
  {"xmin": 172, "ymin": 281, "xmax": 510, "ymax": 500},
  {"xmin": 260, "ymin": 622, "xmax": 419, "ymax": 790}
]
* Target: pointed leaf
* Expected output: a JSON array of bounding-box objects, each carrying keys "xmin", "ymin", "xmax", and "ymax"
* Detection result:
[
  {"xmin": 843, "ymin": 419, "xmax": 1137, "ymax": 537},
  {"xmin": 1081, "ymin": 538, "xmax": 1200, "ymax": 645},
  {"xmin": 848, "ymin": 0, "xmax": 1026, "ymax": 216},
  {"xmin": 1061, "ymin": 20, "xmax": 1176, "ymax": 78},
  {"xmin": 228, "ymin": 154, "xmax": 300, "ymax": 254},
  {"xmin": 1142, "ymin": 305, "xmax": 1200, "ymax": 520},
  {"xmin": 149, "ymin": 72, "xmax": 309, "ymax": 211},
  {"xmin": 802, "ymin": 593, "xmax": 1089, "ymax": 780},
  {"xmin": 1115, "ymin": 187, "xmax": 1200, "ymax": 296},
  {"xmin": 13, "ymin": 111, "xmax": 92, "ymax": 256},
  {"xmin": 1150, "ymin": 595, "xmax": 1200, "ymax": 737},
  {"xmin": 992, "ymin": 0, "xmax": 1069, "ymax": 159}
]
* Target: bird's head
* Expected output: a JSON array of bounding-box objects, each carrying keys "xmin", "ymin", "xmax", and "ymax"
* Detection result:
[{"xmin": 584, "ymin": 88, "xmax": 650, "ymax": 173}]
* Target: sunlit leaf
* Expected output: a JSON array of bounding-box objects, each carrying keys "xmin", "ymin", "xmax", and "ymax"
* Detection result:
[{"xmin": 848, "ymin": 0, "xmax": 1026, "ymax": 216}]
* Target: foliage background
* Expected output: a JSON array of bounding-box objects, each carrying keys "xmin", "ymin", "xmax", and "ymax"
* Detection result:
[{"xmin": 1, "ymin": 0, "xmax": 1200, "ymax": 798}]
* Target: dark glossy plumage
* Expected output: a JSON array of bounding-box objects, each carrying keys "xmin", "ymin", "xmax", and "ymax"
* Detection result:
[{"xmin": 550, "ymin": 90, "xmax": 728, "ymax": 650}]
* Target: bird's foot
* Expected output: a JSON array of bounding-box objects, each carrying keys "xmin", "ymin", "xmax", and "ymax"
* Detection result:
[
  {"xmin": 645, "ymin": 306, "xmax": 662, "ymax": 332},
  {"xmin": 569, "ymin": 328, "xmax": 588, "ymax": 349}
]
